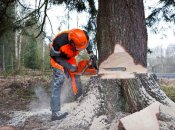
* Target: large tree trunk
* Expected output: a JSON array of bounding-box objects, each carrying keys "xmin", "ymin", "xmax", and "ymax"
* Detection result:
[
  {"xmin": 97, "ymin": 0, "xmax": 175, "ymax": 113},
  {"xmin": 97, "ymin": 0, "xmax": 147, "ymax": 66}
]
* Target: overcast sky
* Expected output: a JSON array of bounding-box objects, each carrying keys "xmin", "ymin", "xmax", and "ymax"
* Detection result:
[
  {"xmin": 144, "ymin": 0, "xmax": 175, "ymax": 49},
  {"xmin": 26, "ymin": 0, "xmax": 175, "ymax": 49}
]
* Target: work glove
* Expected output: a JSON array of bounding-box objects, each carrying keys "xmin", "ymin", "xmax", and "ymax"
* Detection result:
[{"xmin": 90, "ymin": 53, "xmax": 98, "ymax": 69}]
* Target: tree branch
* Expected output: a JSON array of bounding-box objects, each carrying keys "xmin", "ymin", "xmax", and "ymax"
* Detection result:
[
  {"xmin": 0, "ymin": 0, "xmax": 13, "ymax": 21},
  {"xmin": 46, "ymin": 14, "xmax": 55, "ymax": 36},
  {"xmin": 0, "ymin": 0, "xmax": 46, "ymax": 32},
  {"xmin": 16, "ymin": 0, "xmax": 32, "ymax": 10},
  {"xmin": 35, "ymin": 0, "xmax": 48, "ymax": 38}
]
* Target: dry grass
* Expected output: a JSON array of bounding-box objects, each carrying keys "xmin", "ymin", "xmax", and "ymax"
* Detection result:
[{"xmin": 160, "ymin": 79, "xmax": 175, "ymax": 102}]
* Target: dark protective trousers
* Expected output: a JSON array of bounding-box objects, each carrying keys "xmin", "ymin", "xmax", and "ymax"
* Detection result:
[{"xmin": 50, "ymin": 68, "xmax": 82, "ymax": 112}]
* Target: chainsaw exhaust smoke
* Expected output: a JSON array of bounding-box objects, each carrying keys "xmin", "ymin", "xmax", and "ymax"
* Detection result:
[
  {"xmin": 29, "ymin": 85, "xmax": 50, "ymax": 111},
  {"xmin": 60, "ymin": 77, "xmax": 75, "ymax": 104},
  {"xmin": 28, "ymin": 78, "xmax": 74, "ymax": 112}
]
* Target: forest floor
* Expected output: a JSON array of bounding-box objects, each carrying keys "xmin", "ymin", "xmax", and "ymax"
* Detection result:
[
  {"xmin": 0, "ymin": 75, "xmax": 175, "ymax": 130},
  {"xmin": 0, "ymin": 75, "xmax": 51, "ymax": 129}
]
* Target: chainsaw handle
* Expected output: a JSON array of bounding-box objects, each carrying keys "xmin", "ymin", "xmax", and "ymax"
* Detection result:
[
  {"xmin": 71, "ymin": 60, "xmax": 96, "ymax": 75},
  {"xmin": 89, "ymin": 54, "xmax": 98, "ymax": 69}
]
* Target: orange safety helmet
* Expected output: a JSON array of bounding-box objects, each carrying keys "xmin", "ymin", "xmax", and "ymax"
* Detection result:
[{"xmin": 68, "ymin": 29, "xmax": 89, "ymax": 50}]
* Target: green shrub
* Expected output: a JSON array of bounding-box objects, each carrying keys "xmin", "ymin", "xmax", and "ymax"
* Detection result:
[
  {"xmin": 161, "ymin": 85, "xmax": 175, "ymax": 102},
  {"xmin": 24, "ymin": 35, "xmax": 40, "ymax": 69}
]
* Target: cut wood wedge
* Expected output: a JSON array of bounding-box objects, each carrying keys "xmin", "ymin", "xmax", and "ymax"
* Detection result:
[{"xmin": 99, "ymin": 44, "xmax": 147, "ymax": 79}]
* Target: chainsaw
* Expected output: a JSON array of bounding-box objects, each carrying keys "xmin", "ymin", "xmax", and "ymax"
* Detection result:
[
  {"xmin": 72, "ymin": 60, "xmax": 97, "ymax": 76},
  {"xmin": 73, "ymin": 60, "xmax": 126, "ymax": 76}
]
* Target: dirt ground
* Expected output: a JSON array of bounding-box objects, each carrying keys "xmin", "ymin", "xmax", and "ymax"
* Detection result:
[
  {"xmin": 0, "ymin": 75, "xmax": 127, "ymax": 130},
  {"xmin": 0, "ymin": 75, "xmax": 96, "ymax": 129},
  {"xmin": 0, "ymin": 76, "xmax": 51, "ymax": 128},
  {"xmin": 159, "ymin": 78, "xmax": 175, "ymax": 87},
  {"xmin": 0, "ymin": 76, "xmax": 175, "ymax": 130}
]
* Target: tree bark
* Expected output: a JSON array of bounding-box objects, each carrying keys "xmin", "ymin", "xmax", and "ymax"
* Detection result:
[
  {"xmin": 97, "ymin": 0, "xmax": 175, "ymax": 113},
  {"xmin": 97, "ymin": 0, "xmax": 147, "ymax": 66}
]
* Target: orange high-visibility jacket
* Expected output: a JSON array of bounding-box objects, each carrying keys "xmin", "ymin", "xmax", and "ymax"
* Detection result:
[
  {"xmin": 50, "ymin": 31, "xmax": 79, "ymax": 71},
  {"xmin": 50, "ymin": 30, "xmax": 92, "ymax": 95}
]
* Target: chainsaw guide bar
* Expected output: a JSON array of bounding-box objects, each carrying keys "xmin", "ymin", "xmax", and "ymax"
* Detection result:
[{"xmin": 102, "ymin": 67, "xmax": 126, "ymax": 71}]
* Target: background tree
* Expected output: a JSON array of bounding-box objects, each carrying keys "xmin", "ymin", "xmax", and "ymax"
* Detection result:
[
  {"xmin": 0, "ymin": 0, "xmax": 16, "ymax": 71},
  {"xmin": 20, "ymin": 16, "xmax": 50, "ymax": 71},
  {"xmin": 165, "ymin": 44, "xmax": 175, "ymax": 73},
  {"xmin": 166, "ymin": 44, "xmax": 175, "ymax": 58},
  {"xmin": 0, "ymin": 0, "xmax": 50, "ymax": 73},
  {"xmin": 148, "ymin": 46, "xmax": 165, "ymax": 73},
  {"xmin": 147, "ymin": 45, "xmax": 175, "ymax": 73},
  {"xmin": 146, "ymin": 0, "xmax": 175, "ymax": 31},
  {"xmin": 24, "ymin": 35, "xmax": 39, "ymax": 69}
]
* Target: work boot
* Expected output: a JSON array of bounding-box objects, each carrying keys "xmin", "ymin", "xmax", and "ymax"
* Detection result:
[{"xmin": 51, "ymin": 111, "xmax": 68, "ymax": 121}]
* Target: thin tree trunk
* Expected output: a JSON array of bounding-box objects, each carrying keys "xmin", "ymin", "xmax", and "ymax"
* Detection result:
[
  {"xmin": 15, "ymin": 29, "xmax": 21, "ymax": 71},
  {"xmin": 18, "ymin": 30, "xmax": 21, "ymax": 70},
  {"xmin": 67, "ymin": 3, "xmax": 70, "ymax": 30},
  {"xmin": 11, "ymin": 53, "xmax": 14, "ymax": 71},
  {"xmin": 14, "ymin": 2, "xmax": 20, "ymax": 71},
  {"xmin": 77, "ymin": 12, "xmax": 78, "ymax": 28},
  {"xmin": 2, "ymin": 44, "xmax": 5, "ymax": 71},
  {"xmin": 15, "ymin": 30, "xmax": 19, "ymax": 70},
  {"xmin": 42, "ymin": 43, "xmax": 45, "ymax": 71}
]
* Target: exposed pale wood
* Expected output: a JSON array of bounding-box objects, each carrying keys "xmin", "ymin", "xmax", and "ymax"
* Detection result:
[
  {"xmin": 99, "ymin": 44, "xmax": 147, "ymax": 79},
  {"xmin": 159, "ymin": 105, "xmax": 175, "ymax": 120},
  {"xmin": 118, "ymin": 102, "xmax": 160, "ymax": 130},
  {"xmin": 99, "ymin": 72, "xmax": 135, "ymax": 79},
  {"xmin": 158, "ymin": 105, "xmax": 175, "ymax": 129},
  {"xmin": 0, "ymin": 125, "xmax": 16, "ymax": 130}
]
